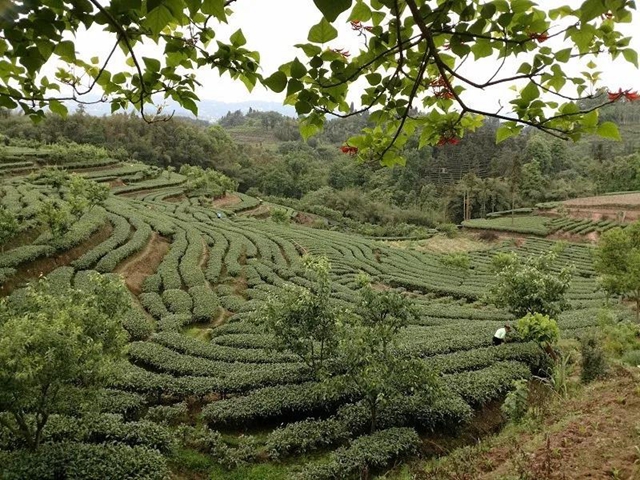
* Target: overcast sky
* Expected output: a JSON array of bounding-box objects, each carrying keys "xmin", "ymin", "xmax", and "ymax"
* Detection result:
[{"xmin": 71, "ymin": 1, "xmax": 640, "ymax": 114}]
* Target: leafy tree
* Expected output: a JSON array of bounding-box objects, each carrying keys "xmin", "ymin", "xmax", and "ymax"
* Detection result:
[
  {"xmin": 0, "ymin": 1, "xmax": 635, "ymax": 163},
  {"xmin": 37, "ymin": 200, "xmax": 73, "ymax": 238},
  {"xmin": 489, "ymin": 252, "xmax": 573, "ymax": 318},
  {"xmin": 270, "ymin": 208, "xmax": 290, "ymax": 224},
  {"xmin": 333, "ymin": 276, "xmax": 437, "ymax": 433},
  {"xmin": 0, "ymin": 273, "xmax": 130, "ymax": 451},
  {"xmin": 595, "ymin": 222, "xmax": 640, "ymax": 319},
  {"xmin": 516, "ymin": 312, "xmax": 560, "ymax": 360},
  {"xmin": 179, "ymin": 165, "xmax": 238, "ymax": 198},
  {"xmin": 259, "ymin": 256, "xmax": 338, "ymax": 376},
  {"xmin": 0, "ymin": 206, "xmax": 19, "ymax": 252}
]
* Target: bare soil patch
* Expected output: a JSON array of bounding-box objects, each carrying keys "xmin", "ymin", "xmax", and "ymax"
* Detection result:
[
  {"xmin": 240, "ymin": 204, "xmax": 270, "ymax": 218},
  {"xmin": 564, "ymin": 192, "xmax": 640, "ymax": 209},
  {"xmin": 0, "ymin": 222, "xmax": 113, "ymax": 297},
  {"xmin": 115, "ymin": 232, "xmax": 170, "ymax": 295},
  {"xmin": 212, "ymin": 194, "xmax": 241, "ymax": 208},
  {"xmin": 164, "ymin": 193, "xmax": 187, "ymax": 203}
]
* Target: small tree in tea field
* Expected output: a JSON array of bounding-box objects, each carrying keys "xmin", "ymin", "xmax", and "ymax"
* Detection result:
[
  {"xmin": 595, "ymin": 222, "xmax": 640, "ymax": 320},
  {"xmin": 0, "ymin": 273, "xmax": 130, "ymax": 451},
  {"xmin": 489, "ymin": 252, "xmax": 572, "ymax": 318},
  {"xmin": 0, "ymin": 207, "xmax": 18, "ymax": 252},
  {"xmin": 259, "ymin": 256, "xmax": 339, "ymax": 377},
  {"xmin": 333, "ymin": 276, "xmax": 438, "ymax": 433}
]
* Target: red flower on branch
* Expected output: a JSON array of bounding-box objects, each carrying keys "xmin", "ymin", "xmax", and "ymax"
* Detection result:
[
  {"xmin": 332, "ymin": 48, "xmax": 351, "ymax": 58},
  {"xmin": 429, "ymin": 76, "xmax": 454, "ymax": 99},
  {"xmin": 436, "ymin": 135, "xmax": 460, "ymax": 146},
  {"xmin": 529, "ymin": 32, "xmax": 549, "ymax": 43},
  {"xmin": 340, "ymin": 145, "xmax": 359, "ymax": 155},
  {"xmin": 350, "ymin": 20, "xmax": 373, "ymax": 35},
  {"xmin": 608, "ymin": 88, "xmax": 640, "ymax": 102}
]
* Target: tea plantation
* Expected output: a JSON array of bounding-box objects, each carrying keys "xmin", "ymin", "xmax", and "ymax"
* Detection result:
[{"xmin": 0, "ymin": 154, "xmax": 629, "ymax": 479}]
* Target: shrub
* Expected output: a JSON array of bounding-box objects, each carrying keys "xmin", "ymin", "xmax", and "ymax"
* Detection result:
[
  {"xmin": 162, "ymin": 289, "xmax": 193, "ymax": 315},
  {"xmin": 440, "ymin": 252, "xmax": 470, "ymax": 270},
  {"xmin": 0, "ymin": 442, "xmax": 168, "ymax": 480},
  {"xmin": 516, "ymin": 313, "xmax": 560, "ymax": 347},
  {"xmin": 580, "ymin": 332, "xmax": 607, "ymax": 383},
  {"xmin": 622, "ymin": 349, "xmax": 640, "ymax": 367},
  {"xmin": 501, "ymin": 379, "xmax": 529, "ymax": 424},
  {"xmin": 296, "ymin": 427, "xmax": 420, "ymax": 480},
  {"xmin": 437, "ymin": 223, "xmax": 459, "ymax": 238},
  {"xmin": 122, "ymin": 308, "xmax": 155, "ymax": 341},
  {"xmin": 271, "ymin": 208, "xmax": 290, "ymax": 224}
]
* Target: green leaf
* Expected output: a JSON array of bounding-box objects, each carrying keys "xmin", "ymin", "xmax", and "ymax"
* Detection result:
[
  {"xmin": 181, "ymin": 97, "xmax": 199, "ymax": 116},
  {"xmin": 308, "ymin": 18, "xmax": 338, "ymax": 44},
  {"xmin": 48, "ymin": 99, "xmax": 68, "ymax": 117},
  {"xmin": 112, "ymin": 72, "xmax": 127, "ymax": 84},
  {"xmin": 555, "ymin": 48, "xmax": 571, "ymax": 63},
  {"xmin": 202, "ymin": 0, "xmax": 226, "ymax": 21},
  {"xmin": 145, "ymin": 4, "xmax": 173, "ymax": 35},
  {"xmin": 54, "ymin": 40, "xmax": 76, "ymax": 62},
  {"xmin": 582, "ymin": 109, "xmax": 598, "ymax": 128},
  {"xmin": 290, "ymin": 58, "xmax": 307, "ymax": 79},
  {"xmin": 496, "ymin": 123, "xmax": 520, "ymax": 144},
  {"xmin": 365, "ymin": 73, "xmax": 381, "ymax": 85},
  {"xmin": 622, "ymin": 48, "xmax": 639, "ymax": 68},
  {"xmin": 143, "ymin": 57, "xmax": 161, "ymax": 72},
  {"xmin": 597, "ymin": 121, "xmax": 621, "ymax": 141},
  {"xmin": 230, "ymin": 29, "xmax": 246, "ymax": 47},
  {"xmin": 348, "ymin": 1, "xmax": 371, "ymax": 21},
  {"xmin": 263, "ymin": 71, "xmax": 287, "ymax": 93},
  {"xmin": 313, "ymin": 0, "xmax": 352, "ymax": 22},
  {"xmin": 295, "ymin": 43, "xmax": 322, "ymax": 57},
  {"xmin": 520, "ymin": 82, "xmax": 540, "ymax": 103}
]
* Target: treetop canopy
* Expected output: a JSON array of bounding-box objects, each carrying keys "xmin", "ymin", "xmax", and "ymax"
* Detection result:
[{"xmin": 0, "ymin": 0, "xmax": 637, "ymax": 165}]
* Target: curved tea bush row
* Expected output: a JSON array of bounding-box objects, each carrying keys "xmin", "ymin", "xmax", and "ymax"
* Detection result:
[
  {"xmin": 73, "ymin": 213, "xmax": 131, "ymax": 269},
  {"xmin": 189, "ymin": 285, "xmax": 220, "ymax": 321},
  {"xmin": 95, "ymin": 215, "xmax": 152, "ymax": 273},
  {"xmin": 0, "ymin": 244, "xmax": 55, "ymax": 268},
  {"xmin": 446, "ymin": 360, "xmax": 532, "ymax": 405},
  {"xmin": 179, "ymin": 227, "xmax": 206, "ymax": 288},
  {"xmin": 296, "ymin": 427, "xmax": 420, "ymax": 480},
  {"xmin": 157, "ymin": 229, "xmax": 187, "ymax": 290},
  {"xmin": 151, "ymin": 331, "xmax": 297, "ymax": 364},
  {"xmin": 162, "ymin": 288, "xmax": 192, "ymax": 315},
  {"xmin": 0, "ymin": 442, "xmax": 168, "ymax": 480},
  {"xmin": 202, "ymin": 381, "xmax": 357, "ymax": 428},
  {"xmin": 266, "ymin": 393, "xmax": 471, "ymax": 459}
]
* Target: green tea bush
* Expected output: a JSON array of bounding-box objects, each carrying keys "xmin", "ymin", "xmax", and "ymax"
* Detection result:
[
  {"xmin": 297, "ymin": 427, "xmax": 420, "ymax": 480},
  {"xmin": 580, "ymin": 332, "xmax": 608, "ymax": 383},
  {"xmin": 122, "ymin": 308, "xmax": 155, "ymax": 341},
  {"xmin": 190, "ymin": 285, "xmax": 220, "ymax": 321},
  {"xmin": 0, "ymin": 442, "xmax": 168, "ymax": 480}
]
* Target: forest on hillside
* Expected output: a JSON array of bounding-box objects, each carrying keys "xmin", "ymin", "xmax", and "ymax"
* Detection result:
[{"xmin": 1, "ymin": 97, "xmax": 640, "ymax": 234}]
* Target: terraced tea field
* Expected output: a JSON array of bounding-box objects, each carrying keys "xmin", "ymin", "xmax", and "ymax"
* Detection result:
[{"xmin": 0, "ymin": 155, "xmax": 629, "ymax": 478}]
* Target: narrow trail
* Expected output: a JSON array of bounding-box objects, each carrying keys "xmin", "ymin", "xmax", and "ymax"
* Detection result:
[{"xmin": 115, "ymin": 232, "xmax": 170, "ymax": 295}]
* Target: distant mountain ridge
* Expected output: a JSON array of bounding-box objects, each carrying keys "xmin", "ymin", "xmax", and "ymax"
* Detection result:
[{"xmin": 76, "ymin": 98, "xmax": 296, "ymax": 122}]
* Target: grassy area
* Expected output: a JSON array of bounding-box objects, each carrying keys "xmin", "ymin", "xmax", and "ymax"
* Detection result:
[
  {"xmin": 385, "ymin": 234, "xmax": 496, "ymax": 254},
  {"xmin": 463, "ymin": 215, "xmax": 550, "ymax": 236},
  {"xmin": 390, "ymin": 365, "xmax": 640, "ymax": 480}
]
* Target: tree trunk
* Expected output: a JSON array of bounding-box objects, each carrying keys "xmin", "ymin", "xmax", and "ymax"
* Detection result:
[{"xmin": 370, "ymin": 402, "xmax": 377, "ymax": 434}]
